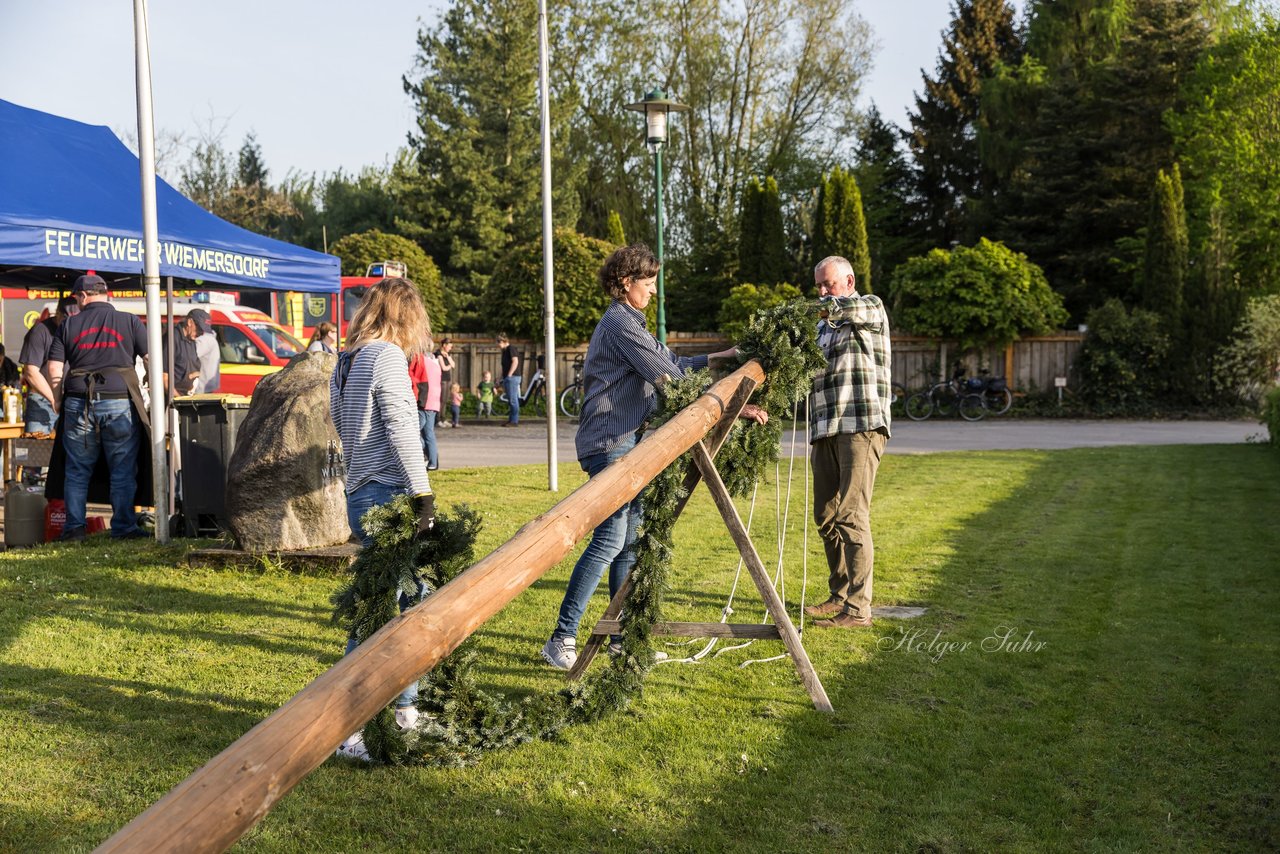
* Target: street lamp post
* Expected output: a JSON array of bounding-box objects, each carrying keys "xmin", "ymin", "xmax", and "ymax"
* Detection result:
[{"xmin": 624, "ymin": 89, "xmax": 689, "ymax": 345}]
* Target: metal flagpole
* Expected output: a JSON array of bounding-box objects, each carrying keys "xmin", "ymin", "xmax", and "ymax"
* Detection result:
[
  {"xmin": 538, "ymin": 0, "xmax": 558, "ymax": 492},
  {"xmin": 133, "ymin": 0, "xmax": 169, "ymax": 542}
]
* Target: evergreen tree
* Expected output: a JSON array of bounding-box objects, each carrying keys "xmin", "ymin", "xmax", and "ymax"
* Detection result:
[
  {"xmin": 989, "ymin": 0, "xmax": 1210, "ymax": 320},
  {"xmin": 853, "ymin": 105, "xmax": 922, "ymax": 302},
  {"xmin": 812, "ymin": 167, "xmax": 872, "ymax": 292},
  {"xmin": 906, "ymin": 0, "xmax": 1022, "ymax": 247},
  {"xmin": 400, "ymin": 0, "xmax": 581, "ymax": 286},
  {"xmin": 1141, "ymin": 165, "xmax": 1188, "ymax": 325},
  {"xmin": 737, "ymin": 177, "xmax": 788, "ymax": 284},
  {"xmin": 236, "ymin": 133, "xmax": 269, "ymax": 189}
]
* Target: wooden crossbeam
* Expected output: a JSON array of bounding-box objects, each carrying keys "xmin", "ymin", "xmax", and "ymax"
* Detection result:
[{"xmin": 594, "ymin": 620, "xmax": 781, "ymax": 639}]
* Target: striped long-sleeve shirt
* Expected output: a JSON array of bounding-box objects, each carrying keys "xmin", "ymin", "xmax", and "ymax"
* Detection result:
[
  {"xmin": 808, "ymin": 293, "xmax": 893, "ymax": 441},
  {"xmin": 329, "ymin": 341, "xmax": 432, "ymax": 496},
  {"xmin": 575, "ymin": 300, "xmax": 709, "ymax": 460}
]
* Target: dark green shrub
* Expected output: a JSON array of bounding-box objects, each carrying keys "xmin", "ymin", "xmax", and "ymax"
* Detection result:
[
  {"xmin": 485, "ymin": 229, "xmax": 615, "ymax": 345},
  {"xmin": 1074, "ymin": 299, "xmax": 1171, "ymax": 410},
  {"xmin": 891, "ymin": 238, "xmax": 1067, "ymax": 350}
]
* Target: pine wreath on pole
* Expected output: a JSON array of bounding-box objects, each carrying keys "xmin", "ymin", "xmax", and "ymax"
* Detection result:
[{"xmin": 331, "ymin": 300, "xmax": 825, "ymax": 766}]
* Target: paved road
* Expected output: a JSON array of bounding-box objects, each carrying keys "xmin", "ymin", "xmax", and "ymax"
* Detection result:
[{"xmin": 432, "ymin": 418, "xmax": 1263, "ymax": 469}]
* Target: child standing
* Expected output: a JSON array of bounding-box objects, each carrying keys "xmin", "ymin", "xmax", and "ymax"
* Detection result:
[
  {"xmin": 476, "ymin": 370, "xmax": 495, "ymax": 419},
  {"xmin": 450, "ymin": 382, "xmax": 463, "ymax": 427}
]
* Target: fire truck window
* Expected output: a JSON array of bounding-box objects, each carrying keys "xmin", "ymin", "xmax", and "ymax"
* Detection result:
[{"xmin": 343, "ymin": 287, "xmax": 368, "ymax": 322}]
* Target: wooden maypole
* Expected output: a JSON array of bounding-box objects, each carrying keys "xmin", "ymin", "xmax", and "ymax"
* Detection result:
[{"xmin": 96, "ymin": 360, "xmax": 767, "ymax": 854}]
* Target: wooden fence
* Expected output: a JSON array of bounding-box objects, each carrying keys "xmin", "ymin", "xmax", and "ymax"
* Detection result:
[{"xmin": 439, "ymin": 331, "xmax": 1086, "ymax": 400}]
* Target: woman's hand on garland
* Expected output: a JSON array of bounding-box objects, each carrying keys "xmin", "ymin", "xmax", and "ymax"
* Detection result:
[{"xmin": 412, "ymin": 493, "xmax": 437, "ymax": 539}]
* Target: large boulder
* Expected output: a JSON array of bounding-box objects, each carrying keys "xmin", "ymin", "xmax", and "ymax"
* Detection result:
[{"xmin": 226, "ymin": 352, "xmax": 350, "ymax": 550}]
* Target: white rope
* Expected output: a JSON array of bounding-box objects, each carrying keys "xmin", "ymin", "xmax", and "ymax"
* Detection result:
[
  {"xmin": 739, "ymin": 397, "xmax": 805, "ymax": 668},
  {"xmin": 662, "ymin": 395, "xmax": 815, "ymax": 670},
  {"xmin": 654, "ymin": 479, "xmax": 760, "ymax": 666}
]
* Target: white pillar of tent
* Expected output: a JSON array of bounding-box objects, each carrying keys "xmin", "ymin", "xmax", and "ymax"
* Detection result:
[
  {"xmin": 538, "ymin": 0, "xmax": 558, "ymax": 492},
  {"xmin": 133, "ymin": 0, "xmax": 169, "ymax": 542}
]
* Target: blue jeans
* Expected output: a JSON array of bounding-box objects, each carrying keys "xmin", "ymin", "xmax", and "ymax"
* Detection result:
[
  {"xmin": 553, "ymin": 434, "xmax": 640, "ymax": 640},
  {"xmin": 60, "ymin": 396, "xmax": 140, "ymax": 537},
  {"xmin": 503, "ymin": 375, "xmax": 521, "ymax": 424},
  {"xmin": 450, "ymin": 404, "xmax": 460, "ymax": 427},
  {"xmin": 345, "ymin": 480, "xmax": 421, "ymax": 708},
  {"xmin": 418, "ymin": 410, "xmax": 438, "ymax": 469},
  {"xmin": 24, "ymin": 393, "xmax": 56, "ymax": 433}
]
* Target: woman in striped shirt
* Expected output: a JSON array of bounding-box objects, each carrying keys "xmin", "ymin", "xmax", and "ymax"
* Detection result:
[
  {"xmin": 540, "ymin": 244, "xmax": 767, "ymax": 671},
  {"xmin": 329, "ymin": 276, "xmax": 436, "ymax": 756}
]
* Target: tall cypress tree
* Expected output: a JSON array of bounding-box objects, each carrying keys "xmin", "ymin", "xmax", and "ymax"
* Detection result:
[
  {"xmin": 1141, "ymin": 165, "xmax": 1188, "ymax": 325},
  {"xmin": 906, "ymin": 0, "xmax": 1022, "ymax": 247},
  {"xmin": 738, "ymin": 177, "xmax": 788, "ymax": 284},
  {"xmin": 813, "ymin": 167, "xmax": 872, "ymax": 292}
]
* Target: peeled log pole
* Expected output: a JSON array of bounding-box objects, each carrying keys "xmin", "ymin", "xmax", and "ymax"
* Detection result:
[{"xmin": 96, "ymin": 360, "xmax": 767, "ymax": 854}]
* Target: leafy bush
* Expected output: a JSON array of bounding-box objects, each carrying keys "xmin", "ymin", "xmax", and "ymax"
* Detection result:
[
  {"xmin": 717, "ymin": 282, "xmax": 804, "ymax": 340},
  {"xmin": 484, "ymin": 229, "xmax": 616, "ymax": 345},
  {"xmin": 891, "ymin": 238, "xmax": 1067, "ymax": 349},
  {"xmin": 1265, "ymin": 387, "xmax": 1280, "ymax": 447},
  {"xmin": 331, "ymin": 229, "xmax": 446, "ymax": 329},
  {"xmin": 1074, "ymin": 299, "xmax": 1171, "ymax": 409},
  {"xmin": 1216, "ymin": 294, "xmax": 1280, "ymax": 406}
]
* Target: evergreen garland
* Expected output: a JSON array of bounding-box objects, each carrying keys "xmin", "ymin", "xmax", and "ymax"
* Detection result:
[{"xmin": 331, "ymin": 300, "xmax": 824, "ymax": 766}]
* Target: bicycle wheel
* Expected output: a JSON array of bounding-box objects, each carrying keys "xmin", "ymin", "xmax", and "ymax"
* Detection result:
[
  {"xmin": 492, "ymin": 392, "xmax": 510, "ymax": 418},
  {"xmin": 934, "ymin": 386, "xmax": 960, "ymax": 417},
  {"xmin": 890, "ymin": 382, "xmax": 908, "ymax": 417},
  {"xmin": 523, "ymin": 386, "xmax": 546, "ymax": 417},
  {"xmin": 959, "ymin": 393, "xmax": 986, "ymax": 421},
  {"xmin": 905, "ymin": 391, "xmax": 934, "ymax": 421},
  {"xmin": 559, "ymin": 384, "xmax": 583, "ymax": 418},
  {"xmin": 984, "ymin": 387, "xmax": 1013, "ymax": 416}
]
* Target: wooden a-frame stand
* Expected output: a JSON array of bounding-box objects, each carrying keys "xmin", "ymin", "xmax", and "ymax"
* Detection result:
[{"xmin": 567, "ymin": 375, "xmax": 833, "ymax": 712}]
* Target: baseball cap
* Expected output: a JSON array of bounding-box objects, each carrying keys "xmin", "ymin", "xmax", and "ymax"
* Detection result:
[
  {"xmin": 71, "ymin": 273, "xmax": 108, "ymax": 294},
  {"xmin": 188, "ymin": 308, "xmax": 213, "ymax": 335}
]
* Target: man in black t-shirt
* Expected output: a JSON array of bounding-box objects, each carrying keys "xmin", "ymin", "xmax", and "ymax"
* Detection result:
[
  {"xmin": 48, "ymin": 274, "xmax": 149, "ymax": 540},
  {"xmin": 18, "ymin": 296, "xmax": 77, "ymax": 433},
  {"xmin": 498, "ymin": 332, "xmax": 521, "ymax": 427}
]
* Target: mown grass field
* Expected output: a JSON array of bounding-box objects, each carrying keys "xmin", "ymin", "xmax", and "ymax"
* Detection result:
[{"xmin": 1, "ymin": 443, "xmax": 1277, "ymax": 852}]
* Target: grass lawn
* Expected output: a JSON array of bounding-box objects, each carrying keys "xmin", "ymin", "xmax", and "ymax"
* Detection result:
[{"xmin": 1, "ymin": 444, "xmax": 1277, "ymax": 852}]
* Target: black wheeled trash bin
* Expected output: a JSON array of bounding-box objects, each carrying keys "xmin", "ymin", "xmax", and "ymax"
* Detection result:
[{"xmin": 174, "ymin": 394, "xmax": 251, "ymax": 537}]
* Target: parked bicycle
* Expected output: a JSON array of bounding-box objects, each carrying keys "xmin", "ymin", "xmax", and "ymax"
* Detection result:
[
  {"xmin": 494, "ymin": 368, "xmax": 548, "ymax": 417},
  {"xmin": 559, "ymin": 353, "xmax": 585, "ymax": 418},
  {"xmin": 905, "ymin": 366, "xmax": 987, "ymax": 422}
]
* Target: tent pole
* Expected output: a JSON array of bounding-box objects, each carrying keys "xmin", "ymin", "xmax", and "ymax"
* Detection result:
[
  {"xmin": 538, "ymin": 0, "xmax": 558, "ymax": 492},
  {"xmin": 133, "ymin": 0, "xmax": 169, "ymax": 543}
]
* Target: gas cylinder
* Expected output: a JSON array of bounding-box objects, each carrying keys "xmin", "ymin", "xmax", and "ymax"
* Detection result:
[
  {"xmin": 44, "ymin": 498, "xmax": 66, "ymax": 543},
  {"xmin": 4, "ymin": 483, "xmax": 48, "ymax": 548}
]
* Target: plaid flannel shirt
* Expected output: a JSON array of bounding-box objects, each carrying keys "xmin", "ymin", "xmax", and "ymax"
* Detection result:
[{"xmin": 808, "ymin": 293, "xmax": 892, "ymax": 441}]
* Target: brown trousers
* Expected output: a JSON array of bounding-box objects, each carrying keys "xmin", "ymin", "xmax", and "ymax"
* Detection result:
[{"xmin": 810, "ymin": 430, "xmax": 887, "ymax": 619}]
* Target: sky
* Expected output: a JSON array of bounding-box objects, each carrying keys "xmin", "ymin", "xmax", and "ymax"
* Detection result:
[{"xmin": 2, "ymin": 1, "xmax": 1026, "ymax": 182}]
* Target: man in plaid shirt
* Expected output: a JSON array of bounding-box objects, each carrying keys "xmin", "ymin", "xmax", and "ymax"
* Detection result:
[{"xmin": 805, "ymin": 256, "xmax": 892, "ymax": 628}]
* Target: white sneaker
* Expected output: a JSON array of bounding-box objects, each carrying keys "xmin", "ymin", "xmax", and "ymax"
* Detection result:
[
  {"xmin": 607, "ymin": 641, "xmax": 668, "ymax": 661},
  {"xmin": 395, "ymin": 706, "xmax": 420, "ymax": 731},
  {"xmin": 335, "ymin": 731, "xmax": 370, "ymax": 762},
  {"xmin": 541, "ymin": 636, "xmax": 577, "ymax": 670}
]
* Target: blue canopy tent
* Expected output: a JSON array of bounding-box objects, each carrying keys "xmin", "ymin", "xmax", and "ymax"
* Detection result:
[{"xmin": 0, "ymin": 98, "xmax": 339, "ymax": 292}]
